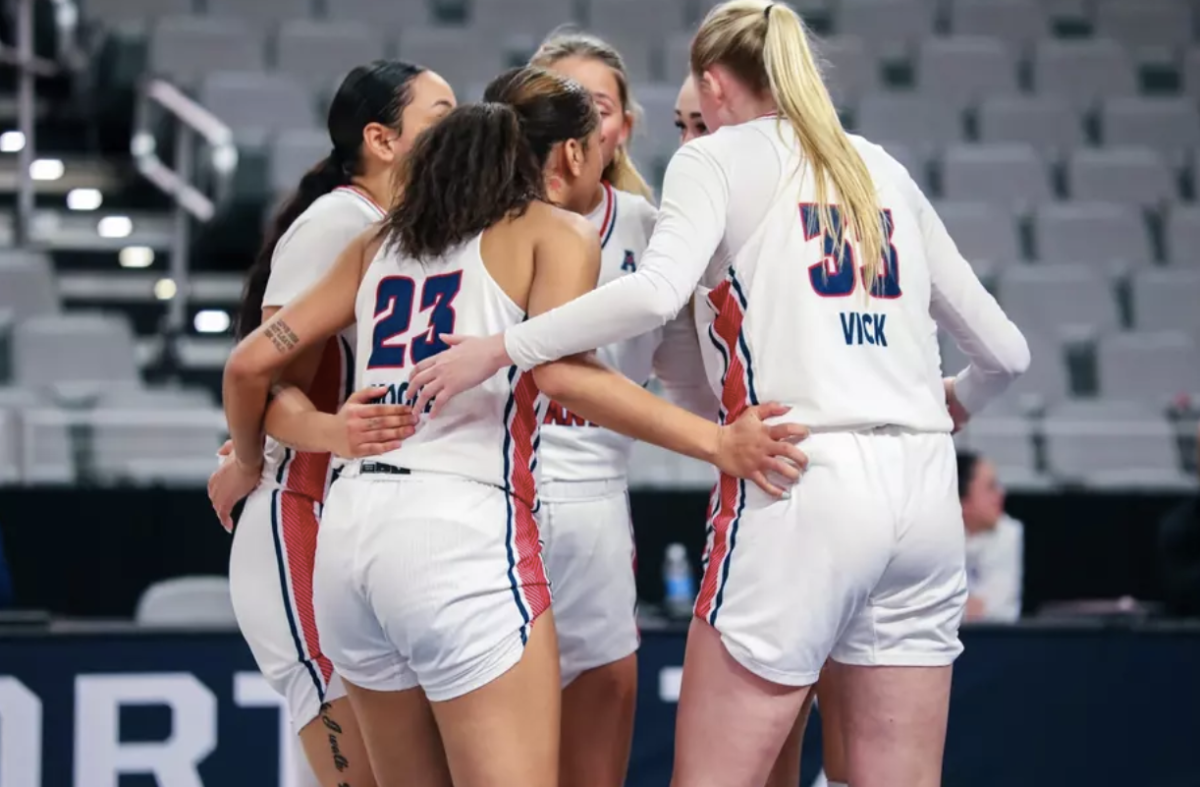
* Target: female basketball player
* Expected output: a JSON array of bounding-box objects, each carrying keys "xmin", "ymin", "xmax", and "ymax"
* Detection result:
[
  {"xmin": 407, "ymin": 3, "xmax": 1032, "ymax": 785},
  {"xmin": 208, "ymin": 60, "xmax": 454, "ymax": 787},
  {"xmin": 522, "ymin": 31, "xmax": 709, "ymax": 787},
  {"xmin": 221, "ymin": 67, "xmax": 808, "ymax": 787}
]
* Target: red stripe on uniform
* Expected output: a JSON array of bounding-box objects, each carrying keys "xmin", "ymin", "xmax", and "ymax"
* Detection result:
[
  {"xmin": 694, "ymin": 472, "xmax": 739, "ymax": 620},
  {"xmin": 707, "ymin": 280, "xmax": 751, "ymax": 423},
  {"xmin": 509, "ymin": 372, "xmax": 551, "ymax": 619},
  {"xmin": 279, "ymin": 492, "xmax": 335, "ymax": 686},
  {"xmin": 284, "ymin": 338, "xmax": 344, "ymax": 503}
]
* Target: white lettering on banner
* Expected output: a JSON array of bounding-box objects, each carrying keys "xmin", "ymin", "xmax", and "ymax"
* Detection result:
[
  {"xmin": 73, "ymin": 674, "xmax": 216, "ymax": 787},
  {"xmin": 658, "ymin": 667, "xmax": 683, "ymax": 703},
  {"xmin": 0, "ymin": 677, "xmax": 42, "ymax": 787},
  {"xmin": 234, "ymin": 672, "xmax": 297, "ymax": 787}
]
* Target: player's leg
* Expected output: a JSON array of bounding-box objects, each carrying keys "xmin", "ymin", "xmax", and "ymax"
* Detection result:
[
  {"xmin": 672, "ymin": 618, "xmax": 812, "ymax": 787},
  {"xmin": 342, "ymin": 683, "xmax": 453, "ymax": 787},
  {"xmin": 560, "ymin": 654, "xmax": 638, "ymax": 787},
  {"xmin": 831, "ymin": 432, "xmax": 966, "ymax": 787},
  {"xmin": 541, "ymin": 483, "xmax": 640, "ymax": 787},
  {"xmin": 818, "ymin": 663, "xmax": 850, "ymax": 787},
  {"xmin": 230, "ymin": 487, "xmax": 378, "ymax": 787},
  {"xmin": 764, "ymin": 687, "xmax": 815, "ymax": 787},
  {"xmin": 429, "ymin": 611, "xmax": 562, "ymax": 787}
]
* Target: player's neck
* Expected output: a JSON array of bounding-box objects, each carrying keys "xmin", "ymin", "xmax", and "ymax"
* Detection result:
[
  {"xmin": 544, "ymin": 175, "xmax": 603, "ymax": 216},
  {"xmin": 350, "ymin": 173, "xmax": 392, "ymax": 212}
]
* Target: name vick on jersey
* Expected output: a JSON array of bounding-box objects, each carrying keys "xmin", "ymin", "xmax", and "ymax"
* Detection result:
[{"xmin": 840, "ymin": 311, "xmax": 888, "ymax": 347}]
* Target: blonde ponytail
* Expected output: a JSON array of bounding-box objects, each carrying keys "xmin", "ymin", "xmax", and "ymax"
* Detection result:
[
  {"xmin": 694, "ymin": 1, "xmax": 884, "ymax": 294},
  {"xmin": 531, "ymin": 26, "xmax": 655, "ymax": 202}
]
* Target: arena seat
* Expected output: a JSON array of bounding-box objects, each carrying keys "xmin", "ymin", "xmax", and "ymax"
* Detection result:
[
  {"xmin": 205, "ymin": 0, "xmax": 316, "ymax": 28},
  {"xmin": 977, "ymin": 96, "xmax": 1084, "ymax": 160},
  {"xmin": 136, "ymin": 576, "xmax": 238, "ymax": 628},
  {"xmin": 997, "ymin": 264, "xmax": 1119, "ymax": 336},
  {"xmin": 916, "ymin": 37, "xmax": 1018, "ymax": 110},
  {"xmin": 835, "ymin": 0, "xmax": 936, "ymax": 62},
  {"xmin": 1100, "ymin": 97, "xmax": 1200, "ymax": 170},
  {"xmin": 0, "ymin": 252, "xmax": 58, "ymax": 323},
  {"xmin": 934, "ymin": 201, "xmax": 1022, "ymax": 265},
  {"xmin": 855, "ymin": 93, "xmax": 963, "ymax": 158},
  {"xmin": 0, "ymin": 409, "xmax": 18, "ymax": 484},
  {"xmin": 1093, "ymin": 0, "xmax": 1192, "ymax": 65},
  {"xmin": 955, "ymin": 417, "xmax": 1041, "ymax": 484},
  {"xmin": 1165, "ymin": 205, "xmax": 1200, "ymax": 268},
  {"xmin": 473, "ymin": 0, "xmax": 579, "ymax": 39},
  {"xmin": 1131, "ymin": 270, "xmax": 1200, "ymax": 335},
  {"xmin": 1034, "ymin": 202, "xmax": 1153, "ymax": 267},
  {"xmin": 270, "ymin": 129, "xmax": 332, "ymax": 198},
  {"xmin": 1033, "ymin": 39, "xmax": 1136, "ymax": 111},
  {"xmin": 149, "ymin": 16, "xmax": 266, "ymax": 84},
  {"xmin": 630, "ymin": 83, "xmax": 684, "ymax": 169},
  {"xmin": 579, "ymin": 27, "xmax": 655, "ymax": 83},
  {"xmin": 1182, "ymin": 46, "xmax": 1200, "ymax": 100},
  {"xmin": 1096, "ymin": 331, "xmax": 1200, "ymax": 407},
  {"xmin": 322, "ymin": 0, "xmax": 435, "ymax": 29},
  {"xmin": 814, "ymin": 35, "xmax": 877, "ymax": 108},
  {"xmin": 13, "ymin": 314, "xmax": 139, "ymax": 390},
  {"xmin": 90, "ymin": 408, "xmax": 226, "ymax": 485},
  {"xmin": 940, "ymin": 143, "xmax": 1052, "ymax": 211},
  {"xmin": 948, "ymin": 0, "xmax": 1046, "ymax": 56},
  {"xmin": 199, "ymin": 71, "xmax": 319, "ymax": 142},
  {"xmin": 397, "ymin": 27, "xmax": 510, "ymax": 98},
  {"xmin": 1044, "ymin": 418, "xmax": 1189, "ymax": 488},
  {"xmin": 1067, "ymin": 147, "xmax": 1175, "ymax": 208},
  {"xmin": 276, "ymin": 21, "xmax": 387, "ymax": 87},
  {"xmin": 663, "ymin": 32, "xmax": 693, "ymax": 87},
  {"xmin": 19, "ymin": 408, "xmax": 75, "ymax": 484},
  {"xmin": 878, "ymin": 142, "xmax": 926, "ymax": 189},
  {"xmin": 86, "ymin": 0, "xmax": 194, "ymax": 26}
]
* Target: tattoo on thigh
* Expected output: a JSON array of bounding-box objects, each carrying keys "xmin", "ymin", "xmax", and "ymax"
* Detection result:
[
  {"xmin": 264, "ymin": 320, "xmax": 300, "ymax": 355},
  {"xmin": 319, "ymin": 702, "xmax": 352, "ymax": 782}
]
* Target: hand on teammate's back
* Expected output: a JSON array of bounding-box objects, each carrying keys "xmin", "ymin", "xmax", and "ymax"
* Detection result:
[
  {"xmin": 332, "ymin": 386, "xmax": 418, "ymax": 458},
  {"xmin": 409, "ymin": 333, "xmax": 510, "ymax": 417},
  {"xmin": 715, "ymin": 403, "xmax": 810, "ymax": 498}
]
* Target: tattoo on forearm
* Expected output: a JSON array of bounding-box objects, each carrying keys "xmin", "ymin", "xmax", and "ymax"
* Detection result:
[
  {"xmin": 319, "ymin": 702, "xmax": 352, "ymax": 780},
  {"xmin": 264, "ymin": 320, "xmax": 300, "ymax": 355}
]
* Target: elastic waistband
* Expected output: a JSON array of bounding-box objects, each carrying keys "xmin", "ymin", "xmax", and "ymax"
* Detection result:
[{"xmin": 539, "ymin": 477, "xmax": 628, "ymax": 502}]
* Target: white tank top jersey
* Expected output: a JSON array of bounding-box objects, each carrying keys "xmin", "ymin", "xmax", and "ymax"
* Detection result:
[
  {"xmin": 503, "ymin": 116, "xmax": 1029, "ymax": 431},
  {"xmin": 353, "ymin": 233, "xmax": 545, "ymax": 508},
  {"xmin": 259, "ymin": 186, "xmax": 385, "ymax": 498},
  {"xmin": 539, "ymin": 183, "xmax": 660, "ymax": 482}
]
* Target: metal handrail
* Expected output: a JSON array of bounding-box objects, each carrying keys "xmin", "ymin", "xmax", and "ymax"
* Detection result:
[{"xmin": 131, "ymin": 78, "xmax": 238, "ymax": 374}]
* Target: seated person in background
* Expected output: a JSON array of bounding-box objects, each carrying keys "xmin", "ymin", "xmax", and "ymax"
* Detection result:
[
  {"xmin": 1159, "ymin": 422, "xmax": 1200, "ymax": 618},
  {"xmin": 958, "ymin": 450, "xmax": 1024, "ymax": 622}
]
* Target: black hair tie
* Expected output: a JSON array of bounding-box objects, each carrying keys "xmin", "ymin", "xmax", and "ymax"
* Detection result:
[{"xmin": 764, "ymin": 2, "xmax": 775, "ymax": 20}]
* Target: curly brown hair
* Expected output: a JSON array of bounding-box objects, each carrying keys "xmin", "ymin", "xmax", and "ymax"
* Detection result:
[{"xmin": 381, "ymin": 66, "xmax": 598, "ymax": 261}]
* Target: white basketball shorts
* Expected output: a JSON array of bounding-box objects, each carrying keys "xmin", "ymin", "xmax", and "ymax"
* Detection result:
[
  {"xmin": 695, "ymin": 427, "xmax": 968, "ymax": 686},
  {"xmin": 540, "ymin": 479, "xmax": 639, "ymax": 686},
  {"xmin": 313, "ymin": 471, "xmax": 552, "ymax": 702},
  {"xmin": 229, "ymin": 485, "xmax": 346, "ymax": 731}
]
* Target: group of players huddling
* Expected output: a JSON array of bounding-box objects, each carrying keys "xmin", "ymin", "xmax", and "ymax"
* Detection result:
[{"xmin": 207, "ymin": 2, "xmax": 1031, "ymax": 786}]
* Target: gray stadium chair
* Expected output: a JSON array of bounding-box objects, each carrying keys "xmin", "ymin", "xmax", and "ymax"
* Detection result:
[
  {"xmin": 1101, "ymin": 97, "xmax": 1200, "ymax": 168},
  {"xmin": 934, "ymin": 201, "xmax": 1021, "ymax": 265},
  {"xmin": 955, "ymin": 418, "xmax": 1041, "ymax": 486},
  {"xmin": 940, "ymin": 143, "xmax": 1051, "ymax": 211},
  {"xmin": 998, "ymin": 264, "xmax": 1118, "ymax": 336},
  {"xmin": 1044, "ymin": 417, "xmax": 1189, "ymax": 488},
  {"xmin": 136, "ymin": 577, "xmax": 237, "ymax": 628},
  {"xmin": 149, "ymin": 17, "xmax": 265, "ymax": 84},
  {"xmin": 877, "ymin": 141, "xmax": 926, "ymax": 190},
  {"xmin": 270, "ymin": 129, "xmax": 332, "ymax": 197},
  {"xmin": 86, "ymin": 0, "xmax": 194, "ymax": 26},
  {"xmin": 20, "ymin": 408, "xmax": 74, "ymax": 484},
  {"xmin": 854, "ymin": 94, "xmax": 962, "ymax": 158},
  {"xmin": 631, "ymin": 83, "xmax": 685, "ymax": 170},
  {"xmin": 1094, "ymin": 0, "xmax": 1192, "ymax": 65},
  {"xmin": 1035, "ymin": 202, "xmax": 1152, "ymax": 267},
  {"xmin": 664, "ymin": 32, "xmax": 693, "ymax": 88},
  {"xmin": 1067, "ymin": 147, "xmax": 1174, "ymax": 208},
  {"xmin": 590, "ymin": 0, "xmax": 687, "ymax": 41},
  {"xmin": 322, "ymin": 0, "xmax": 434, "ymax": 29},
  {"xmin": 205, "ymin": 0, "xmax": 315, "ymax": 28},
  {"xmin": 949, "ymin": 0, "xmax": 1046, "ymax": 55},
  {"xmin": 276, "ymin": 21, "xmax": 386, "ymax": 88},
  {"xmin": 1033, "ymin": 39, "xmax": 1136, "ymax": 111},
  {"xmin": 1183, "ymin": 47, "xmax": 1200, "ymax": 101},
  {"xmin": 1165, "ymin": 206, "xmax": 1200, "ymax": 268},
  {"xmin": 0, "ymin": 408, "xmax": 18, "ymax": 484},
  {"xmin": 978, "ymin": 96, "xmax": 1084, "ymax": 160},
  {"xmin": 0, "ymin": 252, "xmax": 57, "ymax": 322},
  {"xmin": 96, "ymin": 385, "xmax": 216, "ymax": 411},
  {"xmin": 578, "ymin": 27, "xmax": 655, "ymax": 83},
  {"xmin": 473, "ymin": 0, "xmax": 580, "ymax": 38},
  {"xmin": 916, "ymin": 37, "xmax": 1018, "ymax": 110},
  {"xmin": 1047, "ymin": 399, "xmax": 1158, "ymax": 422},
  {"xmin": 200, "ymin": 72, "xmax": 319, "ymax": 142},
  {"xmin": 1097, "ymin": 331, "xmax": 1200, "ymax": 406},
  {"xmin": 816, "ymin": 36, "xmax": 877, "ymax": 109},
  {"xmin": 1132, "ymin": 270, "xmax": 1200, "ymax": 335},
  {"xmin": 13, "ymin": 314, "xmax": 139, "ymax": 389},
  {"xmin": 836, "ymin": 0, "xmax": 936, "ymax": 61},
  {"xmin": 398, "ymin": 27, "xmax": 509, "ymax": 98},
  {"xmin": 90, "ymin": 408, "xmax": 226, "ymax": 485}
]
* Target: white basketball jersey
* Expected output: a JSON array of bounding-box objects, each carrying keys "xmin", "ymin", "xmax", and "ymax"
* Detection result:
[
  {"xmin": 354, "ymin": 233, "xmax": 544, "ymax": 508},
  {"xmin": 261, "ymin": 186, "xmax": 385, "ymax": 498},
  {"xmin": 691, "ymin": 118, "xmax": 953, "ymax": 432},
  {"xmin": 539, "ymin": 184, "xmax": 660, "ymax": 482}
]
